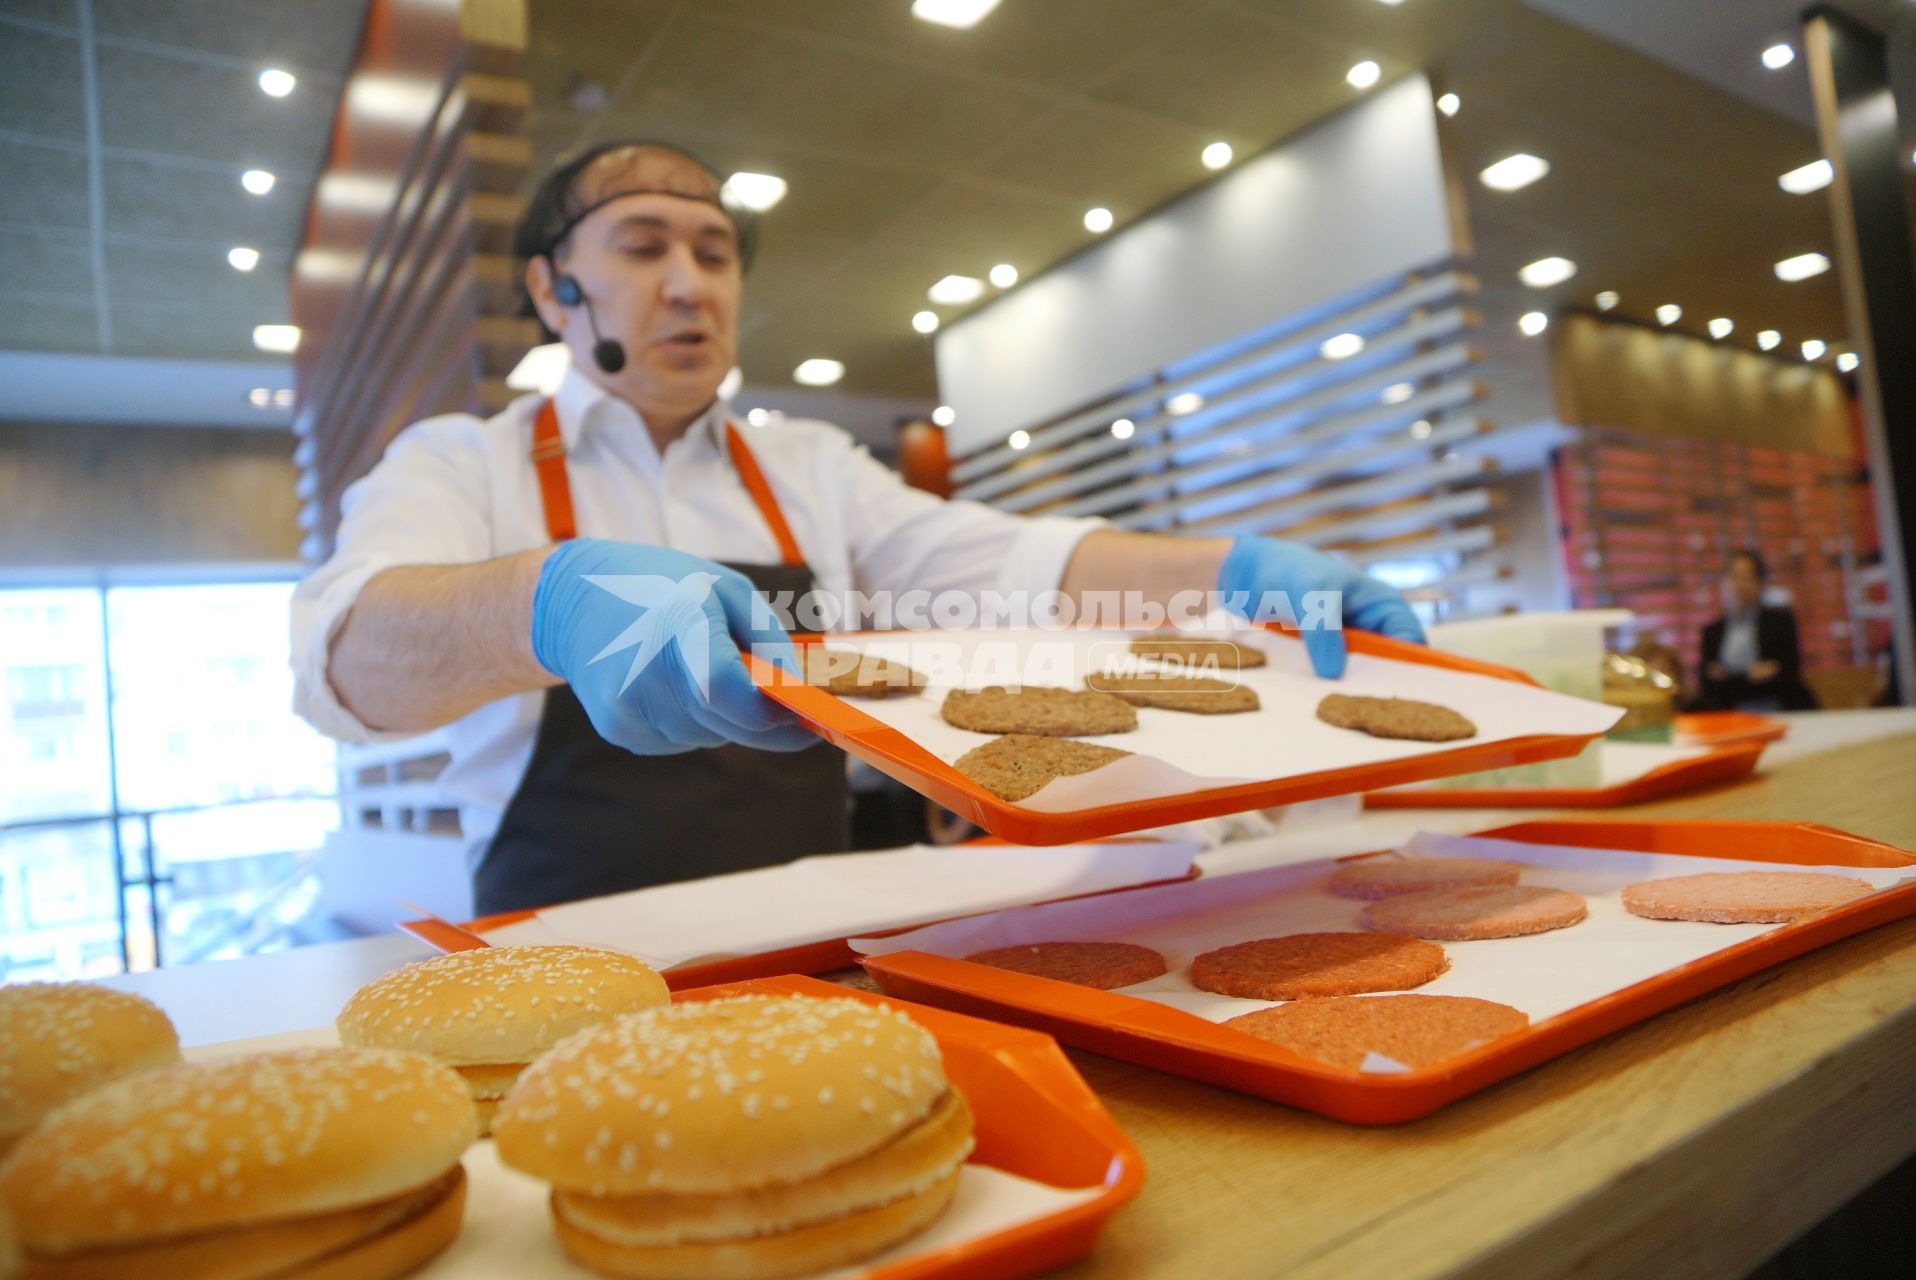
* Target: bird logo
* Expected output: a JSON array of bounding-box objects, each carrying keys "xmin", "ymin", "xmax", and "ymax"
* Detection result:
[{"xmin": 582, "ymin": 572, "xmax": 724, "ymax": 698}]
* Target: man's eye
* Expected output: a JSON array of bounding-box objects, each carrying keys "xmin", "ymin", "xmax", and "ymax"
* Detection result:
[
  {"xmin": 619, "ymin": 243, "xmax": 667, "ymax": 258},
  {"xmin": 699, "ymin": 252, "xmax": 734, "ymax": 268}
]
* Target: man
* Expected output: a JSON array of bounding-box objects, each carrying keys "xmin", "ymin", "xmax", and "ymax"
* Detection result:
[
  {"xmin": 1695, "ymin": 549, "xmax": 1817, "ymax": 712},
  {"xmin": 291, "ymin": 141, "xmax": 1422, "ymax": 914}
]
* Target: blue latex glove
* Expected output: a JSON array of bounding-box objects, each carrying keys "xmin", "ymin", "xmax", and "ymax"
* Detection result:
[
  {"xmin": 1216, "ymin": 535, "xmax": 1426, "ymax": 679},
  {"xmin": 530, "ymin": 538, "xmax": 818, "ymax": 755}
]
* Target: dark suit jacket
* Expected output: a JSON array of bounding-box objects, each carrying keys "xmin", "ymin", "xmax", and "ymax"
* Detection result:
[{"xmin": 1696, "ymin": 605, "xmax": 1817, "ymax": 711}]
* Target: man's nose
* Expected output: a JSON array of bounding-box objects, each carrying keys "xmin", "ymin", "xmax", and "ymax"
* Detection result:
[{"xmin": 660, "ymin": 243, "xmax": 707, "ymax": 305}]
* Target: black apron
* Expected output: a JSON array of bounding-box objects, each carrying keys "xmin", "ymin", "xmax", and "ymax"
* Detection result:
[{"xmin": 473, "ymin": 402, "xmax": 849, "ymax": 915}]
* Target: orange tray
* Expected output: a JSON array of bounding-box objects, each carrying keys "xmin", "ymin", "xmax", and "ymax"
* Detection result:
[
  {"xmin": 398, "ymin": 841, "xmax": 1200, "ymax": 992},
  {"xmin": 675, "ymin": 975, "xmax": 1142, "ymax": 1279},
  {"xmin": 861, "ymin": 819, "xmax": 1916, "ymax": 1125},
  {"xmin": 1362, "ymin": 741, "xmax": 1767, "ymax": 809},
  {"xmin": 747, "ymin": 628, "xmax": 1610, "ymax": 844},
  {"xmin": 1674, "ymin": 710, "xmax": 1790, "ymax": 747}
]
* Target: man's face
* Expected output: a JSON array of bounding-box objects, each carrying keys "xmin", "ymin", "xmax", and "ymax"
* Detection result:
[
  {"xmin": 530, "ymin": 186, "xmax": 742, "ymax": 425},
  {"xmin": 1726, "ymin": 557, "xmax": 1763, "ymax": 608}
]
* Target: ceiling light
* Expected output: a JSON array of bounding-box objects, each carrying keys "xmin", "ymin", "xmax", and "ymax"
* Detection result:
[
  {"xmin": 1778, "ymin": 159, "xmax": 1832, "ymax": 195},
  {"xmin": 258, "ymin": 68, "xmax": 296, "ymax": 97},
  {"xmin": 720, "ymin": 172, "xmax": 787, "ymax": 212},
  {"xmin": 252, "ymin": 324, "xmax": 300, "ymax": 353},
  {"xmin": 506, "ymin": 342, "xmax": 570, "ymax": 392},
  {"xmin": 1761, "ymin": 43, "xmax": 1795, "ymax": 70},
  {"xmin": 1479, "ymin": 153, "xmax": 1551, "ymax": 192},
  {"xmin": 272, "ymin": 388, "xmax": 295, "ymax": 408},
  {"xmin": 1084, "ymin": 206, "xmax": 1113, "ymax": 234},
  {"xmin": 247, "ymin": 387, "xmax": 271, "ymax": 407},
  {"xmin": 1708, "ymin": 317, "xmax": 1734, "ymax": 339},
  {"xmin": 793, "ymin": 358, "xmax": 844, "ymax": 386},
  {"xmin": 1436, "ymin": 92, "xmax": 1460, "ymax": 117},
  {"xmin": 1801, "ymin": 339, "xmax": 1826, "ymax": 360},
  {"xmin": 1347, "ymin": 60, "xmax": 1381, "ymax": 90},
  {"xmin": 227, "ymin": 246, "xmax": 260, "ymax": 272},
  {"xmin": 1376, "ymin": 0, "xmax": 1407, "ymax": 6},
  {"xmin": 1166, "ymin": 391, "xmax": 1205, "ymax": 415},
  {"xmin": 912, "ymin": 310, "xmax": 940, "ymax": 334},
  {"xmin": 1519, "ymin": 311, "xmax": 1548, "ymax": 336},
  {"xmin": 1410, "ymin": 419, "xmax": 1433, "ymax": 439},
  {"xmin": 1382, "ymin": 382, "xmax": 1415, "ymax": 404},
  {"xmin": 989, "ymin": 263, "xmax": 1018, "ymax": 288},
  {"xmin": 1201, "ymin": 141, "xmax": 1233, "ymax": 170},
  {"xmin": 1111, "ymin": 418, "xmax": 1135, "ymax": 440},
  {"xmin": 746, "ymin": 407, "xmax": 770, "ymax": 427},
  {"xmin": 928, "ymin": 274, "xmax": 985, "ymax": 305},
  {"xmin": 240, "ymin": 169, "xmax": 276, "ymax": 195},
  {"xmin": 1758, "ymin": 329, "xmax": 1782, "ymax": 350},
  {"xmin": 1008, "ymin": 429, "xmax": 1031, "ymax": 450},
  {"xmin": 1595, "ymin": 290, "xmax": 1619, "ymax": 311},
  {"xmin": 932, "ymin": 405, "xmax": 955, "ymax": 427},
  {"xmin": 1319, "ymin": 332, "xmax": 1365, "ymax": 360},
  {"xmin": 1775, "ymin": 251, "xmax": 1830, "ymax": 282},
  {"xmin": 911, "ymin": 0, "xmax": 1000, "ymax": 29},
  {"xmin": 1837, "ymin": 352, "xmax": 1859, "ymax": 372},
  {"xmin": 1518, "ymin": 255, "xmax": 1576, "ymax": 288},
  {"xmin": 1656, "ymin": 304, "xmax": 1682, "ymax": 326}
]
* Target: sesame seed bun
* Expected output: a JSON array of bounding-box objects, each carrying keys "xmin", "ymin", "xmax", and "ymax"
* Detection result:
[
  {"xmin": 0, "ymin": 1048, "xmax": 477, "ymax": 1258},
  {"xmin": 494, "ymin": 996, "xmax": 951, "ymax": 1197},
  {"xmin": 336, "ymin": 945, "xmax": 670, "ymax": 1068},
  {"xmin": 0, "ymin": 982, "xmax": 181, "ymax": 1152}
]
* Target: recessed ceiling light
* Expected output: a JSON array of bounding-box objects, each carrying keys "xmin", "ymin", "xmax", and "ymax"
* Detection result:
[
  {"xmin": 1801, "ymin": 338, "xmax": 1826, "ymax": 360},
  {"xmin": 1519, "ymin": 311, "xmax": 1548, "ymax": 336},
  {"xmin": 240, "ymin": 169, "xmax": 276, "ymax": 195},
  {"xmin": 911, "ymin": 0, "xmax": 1000, "ymax": 29},
  {"xmin": 1381, "ymin": 382, "xmax": 1415, "ymax": 404},
  {"xmin": 1201, "ymin": 141, "xmax": 1233, "ymax": 170},
  {"xmin": 1518, "ymin": 256, "xmax": 1576, "ymax": 288},
  {"xmin": 1084, "ymin": 207, "xmax": 1113, "ymax": 234},
  {"xmin": 1708, "ymin": 317, "xmax": 1734, "ymax": 339},
  {"xmin": 1375, "ymin": 0, "xmax": 1407, "ymax": 6},
  {"xmin": 932, "ymin": 405, "xmax": 956, "ymax": 427},
  {"xmin": 1111, "ymin": 418, "xmax": 1135, "ymax": 440},
  {"xmin": 912, "ymin": 310, "xmax": 940, "ymax": 334},
  {"xmin": 1778, "ymin": 159, "xmax": 1833, "ymax": 195},
  {"xmin": 252, "ymin": 324, "xmax": 300, "ymax": 353},
  {"xmin": 1757, "ymin": 329, "xmax": 1782, "ymax": 350},
  {"xmin": 1436, "ymin": 92, "xmax": 1460, "ymax": 117},
  {"xmin": 1836, "ymin": 352, "xmax": 1859, "ymax": 372},
  {"xmin": 793, "ymin": 358, "xmax": 844, "ymax": 386},
  {"xmin": 258, "ymin": 68, "xmax": 296, "ymax": 98},
  {"xmin": 1319, "ymin": 332, "xmax": 1366, "ymax": 360},
  {"xmin": 989, "ymin": 263, "xmax": 1018, "ymax": 288},
  {"xmin": 1166, "ymin": 391, "xmax": 1205, "ymax": 415},
  {"xmin": 1656, "ymin": 304, "xmax": 1682, "ymax": 326},
  {"xmin": 247, "ymin": 387, "xmax": 271, "ymax": 407},
  {"xmin": 928, "ymin": 275, "xmax": 985, "ymax": 304},
  {"xmin": 720, "ymin": 172, "xmax": 787, "ymax": 212},
  {"xmin": 1761, "ymin": 43, "xmax": 1795, "ymax": 70},
  {"xmin": 1479, "ymin": 153, "xmax": 1551, "ymax": 192},
  {"xmin": 1595, "ymin": 290, "xmax": 1620, "ymax": 311},
  {"xmin": 1347, "ymin": 60, "xmax": 1381, "ymax": 90},
  {"xmin": 1410, "ymin": 419, "xmax": 1433, "ymax": 439},
  {"xmin": 1008, "ymin": 429, "xmax": 1031, "ymax": 450},
  {"xmin": 227, "ymin": 246, "xmax": 260, "ymax": 272},
  {"xmin": 272, "ymin": 388, "xmax": 294, "ymax": 408},
  {"xmin": 746, "ymin": 407, "xmax": 770, "ymax": 427},
  {"xmin": 1775, "ymin": 251, "xmax": 1831, "ymax": 282}
]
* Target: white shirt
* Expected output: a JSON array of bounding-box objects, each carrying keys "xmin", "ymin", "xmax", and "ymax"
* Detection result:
[{"xmin": 291, "ymin": 367, "xmax": 1102, "ymax": 858}]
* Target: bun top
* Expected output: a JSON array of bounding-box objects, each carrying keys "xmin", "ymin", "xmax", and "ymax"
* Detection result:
[
  {"xmin": 0, "ymin": 1048, "xmax": 476, "ymax": 1253},
  {"xmin": 337, "ymin": 945, "xmax": 669, "ymax": 1065},
  {"xmin": 494, "ymin": 996, "xmax": 950, "ymax": 1197},
  {"xmin": 0, "ymin": 982, "xmax": 180, "ymax": 1142}
]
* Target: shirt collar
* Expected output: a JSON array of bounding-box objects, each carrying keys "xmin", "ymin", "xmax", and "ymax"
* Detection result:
[{"xmin": 550, "ymin": 365, "xmax": 731, "ymax": 457}]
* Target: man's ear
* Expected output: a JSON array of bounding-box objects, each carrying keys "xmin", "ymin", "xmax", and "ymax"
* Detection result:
[{"xmin": 525, "ymin": 255, "xmax": 566, "ymax": 337}]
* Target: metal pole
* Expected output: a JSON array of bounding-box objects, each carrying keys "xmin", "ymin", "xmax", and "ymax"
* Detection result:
[{"xmin": 95, "ymin": 587, "xmax": 133, "ymax": 971}]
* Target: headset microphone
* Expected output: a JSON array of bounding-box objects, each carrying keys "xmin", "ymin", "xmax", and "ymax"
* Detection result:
[{"xmin": 552, "ymin": 274, "xmax": 626, "ymax": 375}]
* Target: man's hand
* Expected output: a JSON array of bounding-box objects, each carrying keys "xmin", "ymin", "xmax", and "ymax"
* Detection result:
[
  {"xmin": 1216, "ymin": 536, "xmax": 1425, "ymax": 679},
  {"xmin": 531, "ymin": 538, "xmax": 817, "ymax": 755}
]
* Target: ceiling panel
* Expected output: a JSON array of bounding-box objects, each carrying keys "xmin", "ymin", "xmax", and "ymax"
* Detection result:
[
  {"xmin": 1, "ymin": 1, "xmax": 76, "ymax": 25},
  {"xmin": 0, "ymin": 293, "xmax": 96, "ymax": 351},
  {"xmin": 101, "ymin": 153, "xmax": 308, "ymax": 246},
  {"xmin": 96, "ymin": 44, "xmax": 337, "ymax": 172},
  {"xmin": 0, "ymin": 24, "xmax": 84, "ymax": 143},
  {"xmin": 0, "ymin": 226, "xmax": 92, "ymax": 296},
  {"xmin": 104, "ymin": 237, "xmax": 289, "ymax": 309},
  {"xmin": 111, "ymin": 299, "xmax": 271, "ymax": 360},
  {"xmin": 0, "ymin": 137, "xmax": 90, "ymax": 228},
  {"xmin": 92, "ymin": 0, "xmax": 366, "ymax": 73}
]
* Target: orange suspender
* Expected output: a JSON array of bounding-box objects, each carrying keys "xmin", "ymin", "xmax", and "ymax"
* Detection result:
[{"xmin": 531, "ymin": 398, "xmax": 804, "ymax": 568}]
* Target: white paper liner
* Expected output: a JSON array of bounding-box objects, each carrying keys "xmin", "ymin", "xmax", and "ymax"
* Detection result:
[
  {"xmin": 185, "ymin": 1028, "xmax": 1103, "ymax": 1279},
  {"xmin": 482, "ymin": 841, "xmax": 1197, "ymax": 968},
  {"xmin": 805, "ymin": 624, "xmax": 1623, "ymax": 810},
  {"xmin": 852, "ymin": 831, "xmax": 1916, "ymax": 1071}
]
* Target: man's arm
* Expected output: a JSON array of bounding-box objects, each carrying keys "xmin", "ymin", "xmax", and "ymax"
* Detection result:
[{"xmin": 327, "ymin": 549, "xmax": 559, "ymax": 734}]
